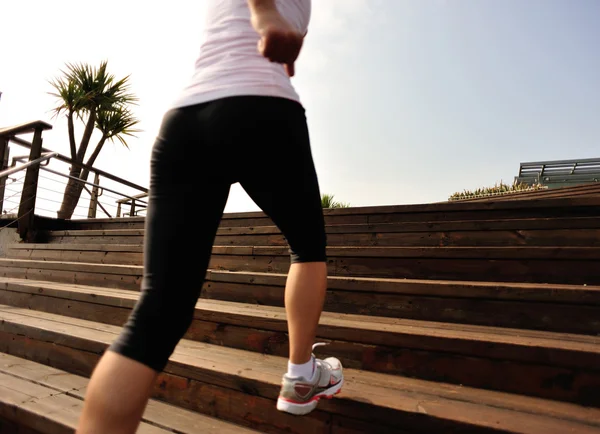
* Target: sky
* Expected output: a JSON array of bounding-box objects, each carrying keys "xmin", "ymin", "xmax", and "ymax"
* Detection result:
[{"xmin": 1, "ymin": 0, "xmax": 599, "ymax": 216}]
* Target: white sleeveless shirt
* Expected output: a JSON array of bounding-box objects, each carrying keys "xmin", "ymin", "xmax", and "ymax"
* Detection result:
[{"xmin": 172, "ymin": 0, "xmax": 311, "ymax": 108}]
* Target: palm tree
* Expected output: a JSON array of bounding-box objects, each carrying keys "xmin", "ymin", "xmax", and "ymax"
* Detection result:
[
  {"xmin": 49, "ymin": 61, "xmax": 140, "ymax": 219},
  {"xmin": 321, "ymin": 194, "xmax": 350, "ymax": 209}
]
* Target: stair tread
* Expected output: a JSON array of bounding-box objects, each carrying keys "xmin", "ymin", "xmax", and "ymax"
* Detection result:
[
  {"xmin": 2, "ymin": 258, "xmax": 599, "ymax": 302},
  {"xmin": 44, "ymin": 216, "xmax": 600, "ymax": 237},
  {"xmin": 0, "ymin": 352, "xmax": 260, "ymax": 433},
  {"xmin": 1, "ymin": 303, "xmax": 600, "ymax": 433},
  {"xmin": 0, "ymin": 368, "xmax": 166, "ymax": 433},
  {"xmin": 9, "ymin": 243, "xmax": 600, "ymax": 259},
  {"xmin": 2, "ymin": 277, "xmax": 600, "ymax": 357}
]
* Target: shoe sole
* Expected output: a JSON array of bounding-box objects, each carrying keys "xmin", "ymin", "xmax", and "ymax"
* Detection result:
[{"xmin": 276, "ymin": 378, "xmax": 344, "ymax": 416}]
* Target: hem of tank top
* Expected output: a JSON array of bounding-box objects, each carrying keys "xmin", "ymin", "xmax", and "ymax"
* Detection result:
[{"xmin": 169, "ymin": 86, "xmax": 302, "ymax": 110}]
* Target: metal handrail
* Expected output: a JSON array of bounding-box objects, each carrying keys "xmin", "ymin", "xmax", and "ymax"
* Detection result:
[
  {"xmin": 1, "ymin": 151, "xmax": 148, "ymax": 218},
  {"xmin": 10, "ymin": 152, "xmax": 149, "ymax": 214},
  {"xmin": 40, "ymin": 166, "xmax": 149, "ymax": 206},
  {"xmin": 8, "ymin": 135, "xmax": 148, "ymax": 194},
  {"xmin": 0, "ymin": 152, "xmax": 58, "ymax": 178},
  {"xmin": 116, "ymin": 192, "xmax": 149, "ymax": 204}
]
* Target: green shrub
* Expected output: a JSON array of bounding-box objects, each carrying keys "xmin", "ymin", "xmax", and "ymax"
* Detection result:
[
  {"xmin": 321, "ymin": 194, "xmax": 351, "ymax": 208},
  {"xmin": 449, "ymin": 181, "xmax": 547, "ymax": 201}
]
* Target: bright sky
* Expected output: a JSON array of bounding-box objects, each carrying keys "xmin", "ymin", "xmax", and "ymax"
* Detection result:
[{"xmin": 1, "ymin": 0, "xmax": 599, "ymax": 215}]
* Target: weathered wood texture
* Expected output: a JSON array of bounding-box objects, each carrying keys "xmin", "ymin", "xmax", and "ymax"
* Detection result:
[
  {"xmin": 2, "ymin": 262, "xmax": 600, "ymax": 333},
  {"xmin": 3, "ymin": 194, "xmax": 600, "ymax": 433},
  {"xmin": 457, "ymin": 182, "xmax": 600, "ymax": 203},
  {"xmin": 7, "ymin": 244, "xmax": 600, "ymax": 284},
  {"xmin": 40, "ymin": 196, "xmax": 600, "ymax": 231},
  {"xmin": 42, "ymin": 216, "xmax": 600, "ymax": 247},
  {"xmin": 2, "ymin": 282, "xmax": 600, "ymax": 406},
  {"xmin": 2, "ymin": 307, "xmax": 600, "ymax": 434},
  {"xmin": 0, "ymin": 352, "xmax": 260, "ymax": 434}
]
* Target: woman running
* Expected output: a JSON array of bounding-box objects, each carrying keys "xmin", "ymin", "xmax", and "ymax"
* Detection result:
[{"xmin": 77, "ymin": 1, "xmax": 343, "ymax": 433}]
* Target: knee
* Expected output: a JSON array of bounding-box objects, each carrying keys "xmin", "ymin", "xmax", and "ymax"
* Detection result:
[
  {"xmin": 110, "ymin": 291, "xmax": 198, "ymax": 372},
  {"xmin": 289, "ymin": 243, "xmax": 327, "ymax": 264}
]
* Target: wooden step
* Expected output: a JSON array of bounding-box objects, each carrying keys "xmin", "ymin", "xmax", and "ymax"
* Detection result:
[
  {"xmin": 0, "ymin": 352, "xmax": 260, "ymax": 434},
  {"xmin": 42, "ymin": 216, "xmax": 600, "ymax": 247},
  {"xmin": 1, "ymin": 279, "xmax": 600, "ymax": 404},
  {"xmin": 1, "ymin": 260, "xmax": 600, "ymax": 334},
  {"xmin": 460, "ymin": 182, "xmax": 600, "ymax": 203},
  {"xmin": 53, "ymin": 196, "xmax": 600, "ymax": 231},
  {"xmin": 7, "ymin": 244, "xmax": 600, "ymax": 284},
  {"xmin": 1, "ymin": 306, "xmax": 600, "ymax": 433},
  {"xmin": 0, "ymin": 258, "xmax": 143, "ymax": 291}
]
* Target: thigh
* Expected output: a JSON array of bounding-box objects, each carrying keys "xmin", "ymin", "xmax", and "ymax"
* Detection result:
[
  {"xmin": 110, "ymin": 105, "xmax": 231, "ymax": 371},
  {"xmin": 238, "ymin": 99, "xmax": 326, "ymax": 262},
  {"xmin": 143, "ymin": 106, "xmax": 231, "ymax": 301}
]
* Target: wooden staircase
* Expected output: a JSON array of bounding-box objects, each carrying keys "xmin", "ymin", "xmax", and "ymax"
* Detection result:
[{"xmin": 1, "ymin": 197, "xmax": 600, "ymax": 433}]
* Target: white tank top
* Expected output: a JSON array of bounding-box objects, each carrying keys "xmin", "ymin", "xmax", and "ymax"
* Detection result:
[{"xmin": 171, "ymin": 0, "xmax": 311, "ymax": 109}]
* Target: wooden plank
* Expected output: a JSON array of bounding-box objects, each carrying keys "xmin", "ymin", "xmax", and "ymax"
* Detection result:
[
  {"xmin": 0, "ymin": 266, "xmax": 141, "ymax": 291},
  {"xmin": 9, "ymin": 244, "xmax": 143, "ymax": 252},
  {"xmin": 4, "ymin": 281, "xmax": 600, "ymax": 361},
  {"xmin": 3, "ymin": 274, "xmax": 600, "ymax": 337},
  {"xmin": 0, "ymin": 353, "xmax": 261, "ymax": 434},
  {"xmin": 0, "ymin": 259, "xmax": 141, "ymax": 276},
  {"xmin": 217, "ymin": 196, "xmax": 600, "ymax": 218},
  {"xmin": 46, "ymin": 229, "xmax": 145, "ymax": 237},
  {"xmin": 2, "ymin": 297, "xmax": 600, "ymax": 405},
  {"xmin": 0, "ymin": 417, "xmax": 45, "ymax": 434},
  {"xmin": 200, "ymin": 280, "xmax": 600, "ymax": 335},
  {"xmin": 0, "ymin": 373, "xmax": 169, "ymax": 434},
  {"xmin": 1, "ymin": 309, "xmax": 600, "ymax": 433},
  {"xmin": 10, "ymin": 245, "xmax": 600, "ymax": 284},
  {"xmin": 460, "ymin": 183, "xmax": 600, "ymax": 203},
  {"xmin": 13, "ymin": 244, "xmax": 600, "ymax": 260},
  {"xmin": 216, "ymin": 229, "xmax": 600, "ymax": 248},
  {"xmin": 44, "ymin": 218, "xmax": 600, "ymax": 248},
  {"xmin": 45, "ymin": 236, "xmax": 144, "ymax": 245},
  {"xmin": 0, "ymin": 121, "xmax": 52, "ymax": 137},
  {"xmin": 127, "ymin": 215, "xmax": 600, "ymax": 235},
  {"xmin": 2, "ymin": 259, "xmax": 600, "ymax": 304},
  {"xmin": 38, "ymin": 196, "xmax": 600, "ymax": 232},
  {"xmin": 6, "ymin": 249, "xmax": 143, "ymax": 266},
  {"xmin": 249, "ymin": 246, "xmax": 600, "ymax": 260},
  {"xmin": 204, "ymin": 269, "xmax": 600, "ymax": 303},
  {"xmin": 2, "ymin": 286, "xmax": 600, "ymax": 368}
]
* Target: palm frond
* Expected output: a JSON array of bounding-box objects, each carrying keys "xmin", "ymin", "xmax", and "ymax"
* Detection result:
[
  {"xmin": 96, "ymin": 106, "xmax": 141, "ymax": 149},
  {"xmin": 48, "ymin": 75, "xmax": 86, "ymax": 118},
  {"xmin": 321, "ymin": 194, "xmax": 351, "ymax": 209}
]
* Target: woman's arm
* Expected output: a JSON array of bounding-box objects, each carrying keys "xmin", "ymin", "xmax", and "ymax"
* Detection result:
[{"xmin": 247, "ymin": 0, "xmax": 305, "ymax": 77}]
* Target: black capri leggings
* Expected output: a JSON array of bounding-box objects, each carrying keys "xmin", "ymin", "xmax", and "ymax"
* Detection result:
[{"xmin": 109, "ymin": 96, "xmax": 327, "ymax": 372}]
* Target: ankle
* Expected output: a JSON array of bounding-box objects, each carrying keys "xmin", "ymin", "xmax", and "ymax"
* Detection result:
[{"xmin": 287, "ymin": 357, "xmax": 315, "ymax": 380}]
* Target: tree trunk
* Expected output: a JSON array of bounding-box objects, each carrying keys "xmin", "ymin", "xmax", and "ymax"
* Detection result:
[
  {"xmin": 57, "ymin": 176, "xmax": 83, "ymax": 219},
  {"xmin": 56, "ymin": 135, "xmax": 107, "ymax": 220},
  {"xmin": 67, "ymin": 111, "xmax": 77, "ymax": 161},
  {"xmin": 75, "ymin": 108, "xmax": 97, "ymax": 165}
]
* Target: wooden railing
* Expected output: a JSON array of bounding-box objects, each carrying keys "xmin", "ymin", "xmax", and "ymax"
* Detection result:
[{"xmin": 0, "ymin": 120, "xmax": 149, "ymax": 241}]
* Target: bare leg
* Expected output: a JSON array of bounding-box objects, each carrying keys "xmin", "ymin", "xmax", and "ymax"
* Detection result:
[
  {"xmin": 76, "ymin": 351, "xmax": 157, "ymax": 434},
  {"xmin": 285, "ymin": 262, "xmax": 327, "ymax": 364}
]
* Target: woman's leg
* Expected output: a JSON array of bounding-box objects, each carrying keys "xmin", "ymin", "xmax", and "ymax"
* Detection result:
[
  {"xmin": 77, "ymin": 106, "xmax": 231, "ymax": 434},
  {"xmin": 236, "ymin": 96, "xmax": 330, "ymax": 364}
]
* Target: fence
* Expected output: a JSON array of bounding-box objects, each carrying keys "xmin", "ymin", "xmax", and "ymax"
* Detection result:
[{"xmin": 0, "ymin": 120, "xmax": 148, "ymax": 241}]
